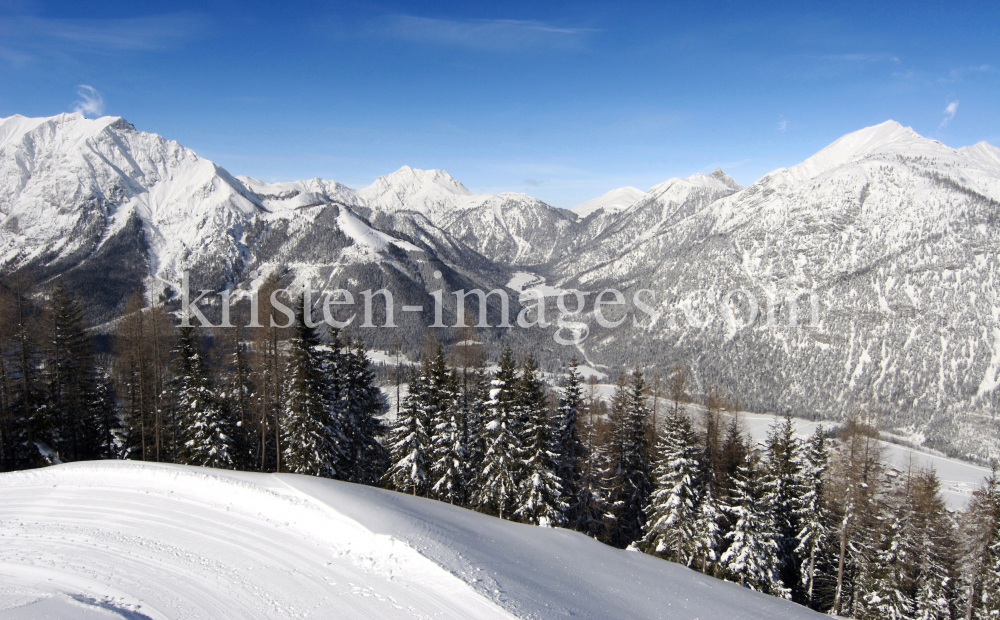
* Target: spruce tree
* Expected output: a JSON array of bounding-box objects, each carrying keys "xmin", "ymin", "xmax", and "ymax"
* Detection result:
[
  {"xmin": 762, "ymin": 414, "xmax": 806, "ymax": 598},
  {"xmin": 461, "ymin": 368, "xmax": 488, "ymax": 491},
  {"xmin": 386, "ymin": 367, "xmax": 430, "ymax": 494},
  {"xmin": 962, "ymin": 466, "xmax": 1000, "ymax": 620},
  {"xmin": 173, "ymin": 326, "xmax": 235, "ymax": 469},
  {"xmin": 281, "ymin": 297, "xmax": 338, "ymax": 477},
  {"xmin": 609, "ymin": 370, "xmax": 653, "ymax": 548},
  {"xmin": 426, "ymin": 345, "xmax": 465, "ymax": 504},
  {"xmin": 337, "ymin": 338, "xmax": 389, "ymax": 485},
  {"xmin": 795, "ymin": 426, "xmax": 830, "ymax": 609},
  {"xmin": 515, "ymin": 355, "xmax": 566, "ymax": 527},
  {"xmin": 475, "ymin": 345, "xmax": 523, "ymax": 519},
  {"xmin": 720, "ymin": 452, "xmax": 789, "ymax": 597},
  {"xmin": 910, "ymin": 470, "xmax": 955, "ymax": 620},
  {"xmin": 41, "ymin": 283, "xmax": 107, "ymax": 462},
  {"xmin": 553, "ymin": 357, "xmax": 585, "ymax": 524},
  {"xmin": 642, "ymin": 410, "xmax": 702, "ymax": 564}
]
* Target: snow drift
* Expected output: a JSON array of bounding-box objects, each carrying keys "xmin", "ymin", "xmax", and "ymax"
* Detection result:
[{"xmin": 0, "ymin": 461, "xmax": 825, "ymax": 619}]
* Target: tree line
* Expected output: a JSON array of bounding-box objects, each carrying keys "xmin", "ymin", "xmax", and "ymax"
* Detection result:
[{"xmin": 1, "ymin": 275, "xmax": 999, "ymax": 619}]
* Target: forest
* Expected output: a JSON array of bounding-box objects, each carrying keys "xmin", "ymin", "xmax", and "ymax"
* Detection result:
[{"xmin": 1, "ymin": 273, "xmax": 999, "ymax": 619}]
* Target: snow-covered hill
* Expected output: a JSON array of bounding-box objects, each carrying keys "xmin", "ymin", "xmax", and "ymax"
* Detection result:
[{"xmin": 0, "ymin": 461, "xmax": 825, "ymax": 619}]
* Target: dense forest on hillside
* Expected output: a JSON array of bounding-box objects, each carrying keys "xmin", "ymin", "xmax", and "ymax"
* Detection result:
[{"xmin": 1, "ymin": 274, "xmax": 999, "ymax": 619}]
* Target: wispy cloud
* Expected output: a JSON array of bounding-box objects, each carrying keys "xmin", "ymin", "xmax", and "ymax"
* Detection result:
[
  {"xmin": 817, "ymin": 53, "xmax": 900, "ymax": 63},
  {"xmin": 938, "ymin": 64, "xmax": 991, "ymax": 84},
  {"xmin": 72, "ymin": 85, "xmax": 104, "ymax": 117},
  {"xmin": 940, "ymin": 100, "xmax": 959, "ymax": 129},
  {"xmin": 0, "ymin": 13, "xmax": 207, "ymax": 65},
  {"xmin": 777, "ymin": 115, "xmax": 788, "ymax": 132},
  {"xmin": 376, "ymin": 15, "xmax": 598, "ymax": 51},
  {"xmin": 523, "ymin": 178, "xmax": 543, "ymax": 186}
]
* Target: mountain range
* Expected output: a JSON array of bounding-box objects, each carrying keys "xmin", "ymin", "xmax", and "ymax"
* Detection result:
[{"xmin": 1, "ymin": 113, "xmax": 998, "ymax": 461}]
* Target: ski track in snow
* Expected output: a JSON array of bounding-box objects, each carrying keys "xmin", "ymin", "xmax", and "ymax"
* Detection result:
[{"xmin": 0, "ymin": 461, "xmax": 828, "ymax": 620}]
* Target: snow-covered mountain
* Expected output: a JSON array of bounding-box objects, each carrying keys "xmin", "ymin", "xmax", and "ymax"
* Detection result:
[
  {"xmin": 2, "ymin": 114, "xmax": 999, "ymax": 460},
  {"xmin": 0, "ymin": 461, "xmax": 827, "ymax": 619},
  {"xmin": 570, "ymin": 185, "xmax": 646, "ymax": 218},
  {"xmin": 555, "ymin": 121, "xmax": 1000, "ymax": 461}
]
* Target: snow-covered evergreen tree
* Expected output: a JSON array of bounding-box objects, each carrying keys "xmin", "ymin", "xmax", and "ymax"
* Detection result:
[
  {"xmin": 386, "ymin": 367, "xmax": 432, "ymax": 495},
  {"xmin": 642, "ymin": 410, "xmax": 702, "ymax": 564},
  {"xmin": 475, "ymin": 345, "xmax": 523, "ymax": 520},
  {"xmin": 720, "ymin": 452, "xmax": 788, "ymax": 597},
  {"xmin": 461, "ymin": 368, "xmax": 488, "ymax": 491},
  {"xmin": 553, "ymin": 358, "xmax": 585, "ymax": 521},
  {"xmin": 515, "ymin": 355, "xmax": 566, "ymax": 527},
  {"xmin": 794, "ymin": 426, "xmax": 830, "ymax": 608},
  {"xmin": 963, "ymin": 466, "xmax": 1000, "ymax": 620},
  {"xmin": 337, "ymin": 338, "xmax": 389, "ymax": 485},
  {"xmin": 609, "ymin": 370, "xmax": 653, "ymax": 548},
  {"xmin": 856, "ymin": 501, "xmax": 915, "ymax": 620},
  {"xmin": 427, "ymin": 345, "xmax": 465, "ymax": 504},
  {"xmin": 762, "ymin": 414, "xmax": 805, "ymax": 598},
  {"xmin": 910, "ymin": 470, "xmax": 954, "ymax": 620},
  {"xmin": 281, "ymin": 297, "xmax": 338, "ymax": 477},
  {"xmin": 173, "ymin": 326, "xmax": 235, "ymax": 469},
  {"xmin": 690, "ymin": 486, "xmax": 722, "ymax": 573}
]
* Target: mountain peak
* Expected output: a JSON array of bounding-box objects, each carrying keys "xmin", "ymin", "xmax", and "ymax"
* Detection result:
[
  {"xmin": 371, "ymin": 166, "xmax": 472, "ymax": 196},
  {"xmin": 783, "ymin": 120, "xmax": 930, "ymax": 182},
  {"xmin": 570, "ymin": 186, "xmax": 646, "ymax": 218},
  {"xmin": 710, "ymin": 168, "xmax": 742, "ymax": 191}
]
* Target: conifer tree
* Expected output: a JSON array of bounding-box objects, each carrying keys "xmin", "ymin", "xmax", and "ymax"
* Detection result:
[
  {"xmin": 426, "ymin": 345, "xmax": 465, "ymax": 504},
  {"xmin": 856, "ymin": 497, "xmax": 915, "ymax": 620},
  {"xmin": 720, "ymin": 452, "xmax": 789, "ymax": 597},
  {"xmin": 173, "ymin": 326, "xmax": 235, "ymax": 469},
  {"xmin": 910, "ymin": 470, "xmax": 955, "ymax": 620},
  {"xmin": 961, "ymin": 466, "xmax": 1000, "ymax": 620},
  {"xmin": 386, "ymin": 367, "xmax": 432, "ymax": 495},
  {"xmin": 609, "ymin": 370, "xmax": 653, "ymax": 548},
  {"xmin": 515, "ymin": 355, "xmax": 566, "ymax": 527},
  {"xmin": 795, "ymin": 426, "xmax": 830, "ymax": 608},
  {"xmin": 762, "ymin": 414, "xmax": 806, "ymax": 598},
  {"xmin": 461, "ymin": 368, "xmax": 488, "ymax": 489},
  {"xmin": 41, "ymin": 283, "xmax": 107, "ymax": 462},
  {"xmin": 691, "ymin": 486, "xmax": 721, "ymax": 573},
  {"xmin": 337, "ymin": 338, "xmax": 389, "ymax": 485},
  {"xmin": 642, "ymin": 410, "xmax": 702, "ymax": 564},
  {"xmin": 553, "ymin": 357, "xmax": 585, "ymax": 523},
  {"xmin": 576, "ymin": 377, "xmax": 614, "ymax": 539},
  {"xmin": 281, "ymin": 296, "xmax": 338, "ymax": 477},
  {"xmin": 475, "ymin": 345, "xmax": 523, "ymax": 519}
]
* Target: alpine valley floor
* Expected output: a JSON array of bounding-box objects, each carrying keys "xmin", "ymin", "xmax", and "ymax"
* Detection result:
[{"xmin": 0, "ymin": 461, "xmax": 827, "ymax": 619}]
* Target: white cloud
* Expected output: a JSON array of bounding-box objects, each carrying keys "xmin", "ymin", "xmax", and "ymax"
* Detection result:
[
  {"xmin": 777, "ymin": 115, "xmax": 787, "ymax": 132},
  {"xmin": 939, "ymin": 100, "xmax": 958, "ymax": 128},
  {"xmin": 377, "ymin": 15, "xmax": 598, "ymax": 51},
  {"xmin": 72, "ymin": 85, "xmax": 104, "ymax": 117}
]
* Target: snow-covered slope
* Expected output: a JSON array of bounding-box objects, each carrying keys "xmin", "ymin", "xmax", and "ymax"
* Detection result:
[
  {"xmin": 0, "ymin": 461, "xmax": 824, "ymax": 620},
  {"xmin": 570, "ymin": 186, "xmax": 646, "ymax": 218}
]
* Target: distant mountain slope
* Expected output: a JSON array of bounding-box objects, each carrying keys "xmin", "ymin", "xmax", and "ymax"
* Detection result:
[
  {"xmin": 0, "ymin": 461, "xmax": 827, "ymax": 620},
  {"xmin": 557, "ymin": 121, "xmax": 1000, "ymax": 461}
]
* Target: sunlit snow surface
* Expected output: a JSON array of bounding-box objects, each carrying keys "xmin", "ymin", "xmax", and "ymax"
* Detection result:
[{"xmin": 0, "ymin": 461, "xmax": 826, "ymax": 619}]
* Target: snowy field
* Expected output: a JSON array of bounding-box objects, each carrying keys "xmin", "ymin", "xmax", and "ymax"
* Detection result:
[{"xmin": 0, "ymin": 461, "xmax": 826, "ymax": 619}]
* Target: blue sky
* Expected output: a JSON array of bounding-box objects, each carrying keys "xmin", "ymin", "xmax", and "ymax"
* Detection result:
[{"xmin": 1, "ymin": 1, "xmax": 998, "ymax": 208}]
